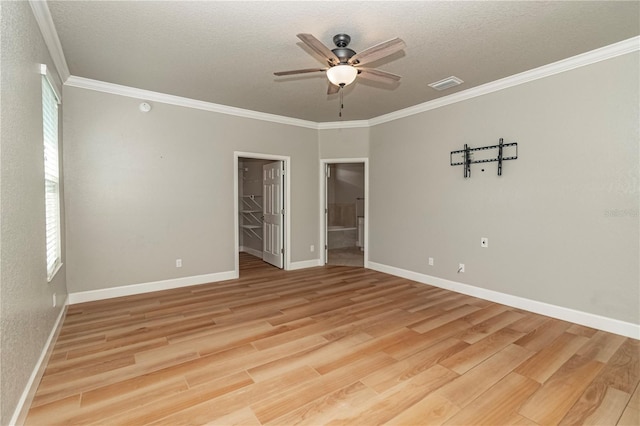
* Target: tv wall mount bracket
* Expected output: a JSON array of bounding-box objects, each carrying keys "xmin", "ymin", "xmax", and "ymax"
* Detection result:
[{"xmin": 450, "ymin": 138, "xmax": 518, "ymax": 178}]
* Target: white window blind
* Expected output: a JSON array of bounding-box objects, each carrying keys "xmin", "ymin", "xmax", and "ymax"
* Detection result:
[{"xmin": 41, "ymin": 65, "xmax": 62, "ymax": 281}]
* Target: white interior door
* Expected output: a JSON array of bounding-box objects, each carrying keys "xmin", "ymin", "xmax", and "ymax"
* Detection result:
[{"xmin": 262, "ymin": 161, "xmax": 284, "ymax": 268}]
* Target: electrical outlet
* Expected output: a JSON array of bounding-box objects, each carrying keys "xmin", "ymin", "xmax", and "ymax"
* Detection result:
[
  {"xmin": 52, "ymin": 293, "xmax": 57, "ymax": 307},
  {"xmin": 481, "ymin": 237, "xmax": 489, "ymax": 248},
  {"xmin": 458, "ymin": 263, "xmax": 465, "ymax": 273},
  {"xmin": 428, "ymin": 257, "xmax": 434, "ymax": 266},
  {"xmin": 176, "ymin": 259, "xmax": 182, "ymax": 268},
  {"xmin": 310, "ymin": 245, "xmax": 315, "ymax": 252}
]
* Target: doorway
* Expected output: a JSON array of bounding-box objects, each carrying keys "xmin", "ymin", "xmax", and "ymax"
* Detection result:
[
  {"xmin": 234, "ymin": 152, "xmax": 290, "ymax": 276},
  {"xmin": 321, "ymin": 159, "xmax": 368, "ymax": 267}
]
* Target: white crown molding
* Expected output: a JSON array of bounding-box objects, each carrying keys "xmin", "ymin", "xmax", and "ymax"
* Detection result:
[
  {"xmin": 317, "ymin": 120, "xmax": 370, "ymax": 130},
  {"xmin": 368, "ymin": 36, "xmax": 640, "ymax": 127},
  {"xmin": 64, "ymin": 76, "xmax": 320, "ymax": 130},
  {"xmin": 29, "ymin": 0, "xmax": 70, "ymax": 82},
  {"xmin": 62, "ymin": 36, "xmax": 637, "ymax": 130},
  {"xmin": 367, "ymin": 261, "xmax": 640, "ymax": 339}
]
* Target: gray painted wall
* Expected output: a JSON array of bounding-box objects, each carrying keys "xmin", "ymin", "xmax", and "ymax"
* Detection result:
[
  {"xmin": 331, "ymin": 163, "xmax": 365, "ymax": 205},
  {"xmin": 0, "ymin": 2, "xmax": 68, "ymax": 423},
  {"xmin": 319, "ymin": 127, "xmax": 369, "ymax": 159},
  {"xmin": 63, "ymin": 87, "xmax": 319, "ymax": 293},
  {"xmin": 369, "ymin": 52, "xmax": 639, "ymax": 324}
]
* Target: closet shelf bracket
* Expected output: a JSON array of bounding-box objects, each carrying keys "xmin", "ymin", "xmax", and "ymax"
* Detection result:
[{"xmin": 241, "ymin": 225, "xmax": 263, "ymax": 240}]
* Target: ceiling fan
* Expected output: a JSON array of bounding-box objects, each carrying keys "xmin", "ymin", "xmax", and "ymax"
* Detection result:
[{"xmin": 274, "ymin": 33, "xmax": 406, "ymax": 95}]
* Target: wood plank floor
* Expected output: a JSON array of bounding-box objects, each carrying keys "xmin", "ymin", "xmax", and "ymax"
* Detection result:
[{"xmin": 26, "ymin": 253, "xmax": 639, "ymax": 425}]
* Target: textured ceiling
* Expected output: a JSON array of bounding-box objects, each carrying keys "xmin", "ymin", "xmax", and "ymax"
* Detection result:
[{"xmin": 48, "ymin": 1, "xmax": 639, "ymax": 123}]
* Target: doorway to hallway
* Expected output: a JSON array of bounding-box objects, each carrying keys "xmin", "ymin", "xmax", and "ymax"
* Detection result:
[{"xmin": 321, "ymin": 159, "xmax": 368, "ymax": 267}]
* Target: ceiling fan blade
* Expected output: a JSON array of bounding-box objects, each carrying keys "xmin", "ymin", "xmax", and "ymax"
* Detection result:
[
  {"xmin": 357, "ymin": 68, "xmax": 402, "ymax": 83},
  {"xmin": 297, "ymin": 33, "xmax": 340, "ymax": 66},
  {"xmin": 349, "ymin": 37, "xmax": 406, "ymax": 66},
  {"xmin": 327, "ymin": 82, "xmax": 340, "ymax": 95},
  {"xmin": 274, "ymin": 68, "xmax": 327, "ymax": 76}
]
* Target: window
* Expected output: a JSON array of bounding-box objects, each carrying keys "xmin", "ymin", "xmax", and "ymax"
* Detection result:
[{"xmin": 41, "ymin": 65, "xmax": 62, "ymax": 281}]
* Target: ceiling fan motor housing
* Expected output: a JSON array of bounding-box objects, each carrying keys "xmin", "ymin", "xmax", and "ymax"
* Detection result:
[{"xmin": 332, "ymin": 34, "xmax": 356, "ymax": 63}]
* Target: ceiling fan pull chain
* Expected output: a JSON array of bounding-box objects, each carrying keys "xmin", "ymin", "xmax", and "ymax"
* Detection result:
[{"xmin": 339, "ymin": 88, "xmax": 344, "ymax": 118}]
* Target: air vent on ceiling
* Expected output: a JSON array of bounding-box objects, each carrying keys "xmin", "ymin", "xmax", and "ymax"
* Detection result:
[{"xmin": 428, "ymin": 76, "xmax": 463, "ymax": 91}]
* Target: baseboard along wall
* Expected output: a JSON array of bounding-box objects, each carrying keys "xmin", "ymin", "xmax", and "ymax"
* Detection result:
[
  {"xmin": 68, "ymin": 271, "xmax": 237, "ymax": 304},
  {"xmin": 9, "ymin": 298, "xmax": 68, "ymax": 426},
  {"xmin": 367, "ymin": 261, "xmax": 640, "ymax": 340},
  {"xmin": 239, "ymin": 246, "xmax": 263, "ymax": 258},
  {"xmin": 67, "ymin": 259, "xmax": 638, "ymax": 338}
]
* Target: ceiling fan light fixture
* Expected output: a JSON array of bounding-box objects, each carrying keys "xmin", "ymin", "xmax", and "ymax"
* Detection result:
[{"xmin": 326, "ymin": 64, "xmax": 358, "ymax": 87}]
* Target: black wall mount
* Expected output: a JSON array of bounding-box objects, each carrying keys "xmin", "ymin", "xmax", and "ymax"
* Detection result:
[{"xmin": 450, "ymin": 138, "xmax": 518, "ymax": 178}]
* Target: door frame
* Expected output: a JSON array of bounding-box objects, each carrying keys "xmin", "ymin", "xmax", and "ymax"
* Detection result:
[
  {"xmin": 319, "ymin": 158, "xmax": 369, "ymax": 267},
  {"xmin": 234, "ymin": 152, "xmax": 291, "ymax": 275}
]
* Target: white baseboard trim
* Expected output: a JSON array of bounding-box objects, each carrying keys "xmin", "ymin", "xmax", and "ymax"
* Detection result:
[
  {"xmin": 239, "ymin": 246, "xmax": 263, "ymax": 259},
  {"xmin": 367, "ymin": 261, "xmax": 640, "ymax": 340},
  {"xmin": 68, "ymin": 271, "xmax": 237, "ymax": 304},
  {"xmin": 289, "ymin": 259, "xmax": 323, "ymax": 270},
  {"xmin": 9, "ymin": 297, "xmax": 68, "ymax": 426}
]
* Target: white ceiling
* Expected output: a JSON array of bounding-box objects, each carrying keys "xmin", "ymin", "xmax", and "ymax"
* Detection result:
[{"xmin": 47, "ymin": 1, "xmax": 639, "ymax": 123}]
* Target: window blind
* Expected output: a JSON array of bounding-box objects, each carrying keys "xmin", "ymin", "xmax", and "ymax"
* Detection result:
[{"xmin": 41, "ymin": 65, "xmax": 61, "ymax": 281}]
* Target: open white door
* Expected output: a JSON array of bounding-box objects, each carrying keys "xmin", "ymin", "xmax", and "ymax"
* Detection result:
[{"xmin": 262, "ymin": 161, "xmax": 284, "ymax": 268}]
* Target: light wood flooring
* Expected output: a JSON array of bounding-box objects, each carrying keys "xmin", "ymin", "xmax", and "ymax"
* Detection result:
[{"xmin": 27, "ymin": 253, "xmax": 639, "ymax": 425}]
